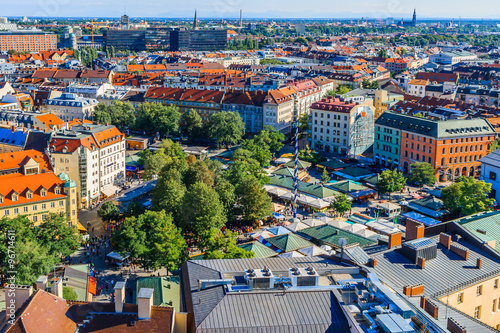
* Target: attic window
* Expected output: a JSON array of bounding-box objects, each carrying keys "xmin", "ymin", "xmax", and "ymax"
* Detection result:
[
  {"xmin": 40, "ymin": 188, "xmax": 46, "ymax": 197},
  {"xmin": 55, "ymin": 187, "xmax": 60, "ymax": 195},
  {"xmin": 0, "ymin": 195, "xmax": 3, "ymax": 204},
  {"xmin": 11, "ymin": 193, "xmax": 17, "ymax": 202},
  {"xmin": 26, "ymin": 190, "xmax": 32, "ymax": 199}
]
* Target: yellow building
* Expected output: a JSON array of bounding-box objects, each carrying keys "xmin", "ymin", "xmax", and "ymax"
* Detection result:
[
  {"xmin": 439, "ymin": 276, "xmax": 500, "ymax": 329},
  {"xmin": 0, "ymin": 150, "xmax": 78, "ymax": 226}
]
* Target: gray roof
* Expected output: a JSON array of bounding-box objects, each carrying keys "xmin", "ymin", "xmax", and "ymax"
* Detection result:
[
  {"xmin": 376, "ymin": 112, "xmax": 495, "ymax": 138},
  {"xmin": 196, "ymin": 291, "xmax": 349, "ymax": 333},
  {"xmin": 363, "ymin": 235, "xmax": 500, "ymax": 332},
  {"xmin": 479, "ymin": 148, "xmax": 500, "ymax": 166},
  {"xmin": 183, "ymin": 257, "xmax": 354, "ymax": 332}
]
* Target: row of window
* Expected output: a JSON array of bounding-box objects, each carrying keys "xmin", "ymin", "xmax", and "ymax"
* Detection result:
[
  {"xmin": 313, "ymin": 135, "xmax": 347, "ymax": 145},
  {"xmin": 3, "ymin": 200, "xmax": 64, "ymax": 216},
  {"xmin": 441, "ymin": 155, "xmax": 482, "ymax": 165},
  {"xmin": 315, "ymin": 112, "xmax": 348, "ymax": 121},
  {"xmin": 314, "ymin": 120, "xmax": 348, "ymax": 128},
  {"xmin": 442, "ymin": 145, "xmax": 482, "ymax": 154}
]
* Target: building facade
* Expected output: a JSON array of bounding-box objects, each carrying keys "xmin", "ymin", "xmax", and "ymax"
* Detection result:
[
  {"xmin": 0, "ymin": 31, "xmax": 57, "ymax": 52},
  {"xmin": 310, "ymin": 97, "xmax": 375, "ymax": 156},
  {"xmin": 375, "ymin": 112, "xmax": 496, "ymax": 181},
  {"xmin": 46, "ymin": 93, "xmax": 99, "ymax": 121},
  {"xmin": 0, "ymin": 150, "xmax": 77, "ymax": 226},
  {"xmin": 169, "ymin": 29, "xmax": 227, "ymax": 51},
  {"xmin": 49, "ymin": 124, "xmax": 126, "ymax": 208}
]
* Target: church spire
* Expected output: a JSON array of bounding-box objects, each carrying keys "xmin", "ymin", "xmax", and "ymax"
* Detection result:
[
  {"xmin": 413, "ymin": 8, "xmax": 417, "ymax": 25},
  {"xmin": 193, "ymin": 9, "xmax": 198, "ymax": 30}
]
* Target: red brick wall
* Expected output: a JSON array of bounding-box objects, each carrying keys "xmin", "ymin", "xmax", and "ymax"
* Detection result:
[{"xmin": 450, "ymin": 244, "xmax": 469, "ymax": 260}]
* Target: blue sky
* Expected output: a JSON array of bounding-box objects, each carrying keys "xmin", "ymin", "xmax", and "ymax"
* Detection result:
[{"xmin": 4, "ymin": 0, "xmax": 500, "ymax": 19}]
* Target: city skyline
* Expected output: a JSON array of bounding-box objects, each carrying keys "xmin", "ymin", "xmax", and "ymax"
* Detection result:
[{"xmin": 3, "ymin": 0, "xmax": 500, "ymax": 20}]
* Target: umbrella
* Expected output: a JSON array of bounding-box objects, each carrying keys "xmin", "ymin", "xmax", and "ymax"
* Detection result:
[
  {"xmin": 285, "ymin": 221, "xmax": 310, "ymax": 232},
  {"xmin": 298, "ymin": 246, "xmax": 329, "ymax": 257},
  {"xmin": 302, "ymin": 218, "xmax": 326, "ymax": 227},
  {"xmin": 328, "ymin": 219, "xmax": 351, "ymax": 230},
  {"xmin": 347, "ymin": 224, "xmax": 368, "ymax": 234},
  {"xmin": 320, "ymin": 245, "xmax": 333, "ymax": 251},
  {"xmin": 279, "ymin": 251, "xmax": 306, "ymax": 258},
  {"xmin": 272, "ymin": 202, "xmax": 286, "ymax": 212},
  {"xmin": 355, "ymin": 229, "xmax": 378, "ymax": 238}
]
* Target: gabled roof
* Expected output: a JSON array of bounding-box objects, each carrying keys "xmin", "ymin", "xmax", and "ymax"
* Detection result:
[
  {"xmin": 5, "ymin": 290, "xmax": 77, "ymax": 333},
  {"xmin": 237, "ymin": 241, "xmax": 279, "ymax": 258},
  {"xmin": 299, "ymin": 224, "xmax": 377, "ymax": 248},
  {"xmin": 265, "ymin": 233, "xmax": 314, "ymax": 252}
]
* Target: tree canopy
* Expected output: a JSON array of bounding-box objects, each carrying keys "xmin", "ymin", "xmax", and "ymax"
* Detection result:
[
  {"xmin": 93, "ymin": 101, "xmax": 136, "ymax": 131},
  {"xmin": 207, "ymin": 111, "xmax": 245, "ymax": 147},
  {"xmin": 377, "ymin": 169, "xmax": 406, "ymax": 200},
  {"xmin": 408, "ymin": 162, "xmax": 437, "ymax": 187},
  {"xmin": 331, "ymin": 194, "xmax": 351, "ymax": 216},
  {"xmin": 113, "ymin": 210, "xmax": 186, "ymax": 272},
  {"xmin": 441, "ymin": 177, "xmax": 493, "ymax": 217},
  {"xmin": 0, "ymin": 214, "xmax": 79, "ymax": 284},
  {"xmin": 135, "ymin": 103, "xmax": 182, "ymax": 136},
  {"xmin": 98, "ymin": 202, "xmax": 120, "ymax": 223}
]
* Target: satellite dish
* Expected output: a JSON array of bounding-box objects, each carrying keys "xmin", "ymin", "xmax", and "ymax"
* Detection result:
[{"xmin": 338, "ymin": 238, "xmax": 347, "ymax": 247}]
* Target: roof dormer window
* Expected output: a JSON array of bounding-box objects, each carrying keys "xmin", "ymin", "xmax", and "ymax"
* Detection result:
[
  {"xmin": 55, "ymin": 186, "xmax": 60, "ymax": 195},
  {"xmin": 40, "ymin": 188, "xmax": 46, "ymax": 197},
  {"xmin": 12, "ymin": 192, "xmax": 18, "ymax": 202},
  {"xmin": 26, "ymin": 190, "xmax": 33, "ymax": 199}
]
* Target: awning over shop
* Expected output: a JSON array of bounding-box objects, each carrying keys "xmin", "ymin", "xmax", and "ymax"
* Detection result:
[
  {"xmin": 102, "ymin": 185, "xmax": 121, "ymax": 197},
  {"xmin": 76, "ymin": 221, "xmax": 87, "ymax": 233}
]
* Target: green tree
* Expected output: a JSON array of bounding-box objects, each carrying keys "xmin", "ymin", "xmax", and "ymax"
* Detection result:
[
  {"xmin": 321, "ymin": 168, "xmax": 330, "ymax": 183},
  {"xmin": 227, "ymin": 148, "xmax": 269, "ymax": 185},
  {"xmin": 123, "ymin": 201, "xmax": 146, "ymax": 218},
  {"xmin": 179, "ymin": 182, "xmax": 226, "ymax": 242},
  {"xmin": 235, "ymin": 176, "xmax": 272, "ymax": 222},
  {"xmin": 489, "ymin": 138, "xmax": 500, "ymax": 153},
  {"xmin": 204, "ymin": 230, "xmax": 254, "ymax": 259},
  {"xmin": 184, "ymin": 159, "xmax": 214, "ymax": 188},
  {"xmin": 214, "ymin": 177, "xmax": 236, "ymax": 218},
  {"xmin": 294, "ymin": 37, "xmax": 309, "ymax": 45},
  {"xmin": 377, "ymin": 169, "xmax": 406, "ymax": 200},
  {"xmin": 331, "ymin": 194, "xmax": 352, "ymax": 216},
  {"xmin": 183, "ymin": 109, "xmax": 204, "ymax": 139},
  {"xmin": 441, "ymin": 177, "xmax": 493, "ymax": 217},
  {"xmin": 326, "ymin": 90, "xmax": 336, "ymax": 97},
  {"xmin": 378, "ymin": 49, "xmax": 388, "ymax": 58},
  {"xmin": 33, "ymin": 213, "xmax": 79, "ymax": 258},
  {"xmin": 0, "ymin": 215, "xmax": 77, "ymax": 285},
  {"xmin": 113, "ymin": 210, "xmax": 186, "ymax": 272},
  {"xmin": 207, "ymin": 111, "xmax": 245, "ymax": 147},
  {"xmin": 142, "ymin": 152, "xmax": 167, "ymax": 180},
  {"xmin": 135, "ymin": 103, "xmax": 181, "ymax": 137},
  {"xmin": 152, "ymin": 169, "xmax": 186, "ymax": 217},
  {"xmin": 336, "ymin": 84, "xmax": 352, "ymax": 95},
  {"xmin": 93, "ymin": 103, "xmax": 112, "ymax": 125},
  {"xmin": 408, "ymin": 162, "xmax": 436, "ymax": 188},
  {"xmin": 98, "ymin": 201, "xmax": 120, "ymax": 223},
  {"xmin": 63, "ymin": 286, "xmax": 78, "ymax": 301},
  {"xmin": 298, "ymin": 113, "xmax": 309, "ymax": 132}
]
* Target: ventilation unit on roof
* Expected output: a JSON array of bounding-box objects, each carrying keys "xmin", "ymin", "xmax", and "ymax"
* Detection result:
[
  {"xmin": 400, "ymin": 238, "xmax": 437, "ymax": 264},
  {"xmin": 245, "ymin": 267, "xmax": 274, "ymax": 290},
  {"xmin": 288, "ymin": 267, "xmax": 319, "ymax": 287}
]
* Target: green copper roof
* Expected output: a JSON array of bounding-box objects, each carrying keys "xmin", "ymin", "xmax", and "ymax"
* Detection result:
[
  {"xmin": 238, "ymin": 241, "xmax": 278, "ymax": 258},
  {"xmin": 272, "ymin": 167, "xmax": 295, "ymax": 177},
  {"xmin": 284, "ymin": 159, "xmax": 312, "ymax": 169},
  {"xmin": 268, "ymin": 175, "xmax": 341, "ymax": 198},
  {"xmin": 328, "ymin": 180, "xmax": 367, "ymax": 193},
  {"xmin": 454, "ymin": 211, "xmax": 500, "ymax": 253},
  {"xmin": 298, "ymin": 224, "xmax": 377, "ymax": 248},
  {"xmin": 266, "ymin": 233, "xmax": 315, "ymax": 252}
]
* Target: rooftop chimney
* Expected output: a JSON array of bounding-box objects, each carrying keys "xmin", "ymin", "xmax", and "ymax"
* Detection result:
[
  {"xmin": 11, "ymin": 125, "xmax": 15, "ymax": 133},
  {"xmin": 5, "ymin": 285, "xmax": 33, "ymax": 314},
  {"xmin": 406, "ymin": 219, "xmax": 424, "ymax": 241},
  {"xmin": 476, "ymin": 258, "xmax": 482, "ymax": 269},
  {"xmin": 36, "ymin": 276, "xmax": 48, "ymax": 291},
  {"xmin": 439, "ymin": 233, "xmax": 452, "ymax": 249},
  {"xmin": 51, "ymin": 277, "xmax": 63, "ymax": 298},
  {"xmin": 388, "ymin": 232, "xmax": 402, "ymax": 249},
  {"xmin": 137, "ymin": 288, "xmax": 154, "ymax": 320},
  {"xmin": 114, "ymin": 281, "xmax": 126, "ymax": 313}
]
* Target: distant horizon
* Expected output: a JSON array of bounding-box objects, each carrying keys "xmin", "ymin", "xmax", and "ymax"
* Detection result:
[
  {"xmin": 3, "ymin": 0, "xmax": 500, "ymax": 20},
  {"xmin": 4, "ymin": 15, "xmax": 500, "ymax": 22}
]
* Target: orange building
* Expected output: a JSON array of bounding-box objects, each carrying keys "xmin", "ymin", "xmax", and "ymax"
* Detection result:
[
  {"xmin": 0, "ymin": 31, "xmax": 57, "ymax": 52},
  {"xmin": 376, "ymin": 112, "xmax": 496, "ymax": 182}
]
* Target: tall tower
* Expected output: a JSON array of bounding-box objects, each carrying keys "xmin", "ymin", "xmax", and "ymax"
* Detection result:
[
  {"xmin": 239, "ymin": 9, "xmax": 243, "ymax": 27},
  {"xmin": 193, "ymin": 9, "xmax": 198, "ymax": 30},
  {"xmin": 412, "ymin": 8, "xmax": 417, "ymax": 26}
]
